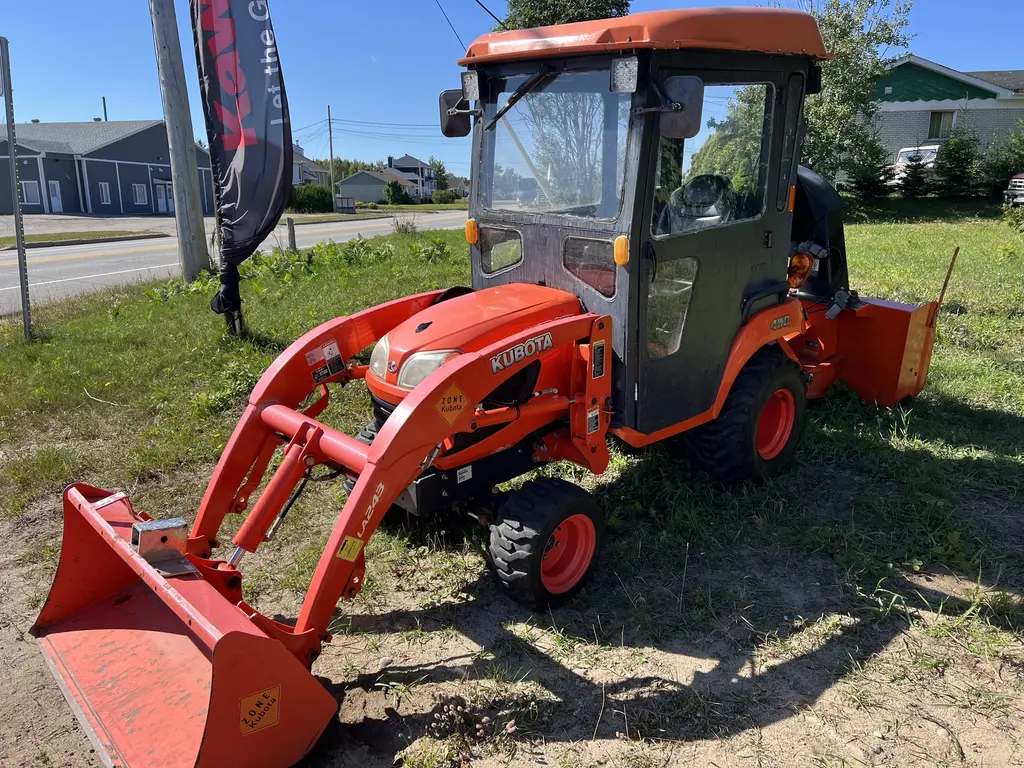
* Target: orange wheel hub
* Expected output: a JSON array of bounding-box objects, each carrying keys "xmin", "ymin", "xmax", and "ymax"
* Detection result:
[
  {"xmin": 540, "ymin": 514, "xmax": 596, "ymax": 594},
  {"xmin": 756, "ymin": 388, "xmax": 795, "ymax": 461}
]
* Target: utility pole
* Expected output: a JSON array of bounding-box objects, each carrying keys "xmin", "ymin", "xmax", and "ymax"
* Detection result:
[
  {"xmin": 1, "ymin": 37, "xmax": 31, "ymax": 341},
  {"xmin": 102, "ymin": 96, "xmax": 108, "ymax": 121},
  {"xmin": 327, "ymin": 104, "xmax": 336, "ymax": 211},
  {"xmin": 149, "ymin": 0, "xmax": 210, "ymax": 281}
]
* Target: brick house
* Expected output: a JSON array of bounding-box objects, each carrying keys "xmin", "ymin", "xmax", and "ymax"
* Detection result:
[{"xmin": 875, "ymin": 55, "xmax": 1024, "ymax": 161}]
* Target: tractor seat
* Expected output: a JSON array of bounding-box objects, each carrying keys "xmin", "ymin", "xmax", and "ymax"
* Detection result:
[{"xmin": 658, "ymin": 174, "xmax": 736, "ymax": 236}]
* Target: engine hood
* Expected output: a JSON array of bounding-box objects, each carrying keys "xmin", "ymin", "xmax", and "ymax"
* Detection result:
[{"xmin": 366, "ymin": 284, "xmax": 580, "ymax": 399}]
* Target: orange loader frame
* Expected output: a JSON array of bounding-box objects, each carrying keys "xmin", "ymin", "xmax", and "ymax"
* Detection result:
[{"xmin": 33, "ymin": 290, "xmax": 613, "ymax": 768}]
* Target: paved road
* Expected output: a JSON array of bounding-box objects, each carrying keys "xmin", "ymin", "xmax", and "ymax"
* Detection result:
[{"xmin": 0, "ymin": 212, "xmax": 467, "ymax": 316}]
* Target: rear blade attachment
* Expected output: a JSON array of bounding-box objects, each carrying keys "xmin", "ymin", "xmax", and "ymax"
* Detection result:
[{"xmin": 32, "ymin": 483, "xmax": 336, "ymax": 768}]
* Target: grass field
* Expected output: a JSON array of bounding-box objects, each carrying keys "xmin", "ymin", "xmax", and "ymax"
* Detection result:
[
  {"xmin": 0, "ymin": 202, "xmax": 1021, "ymax": 767},
  {"xmin": 0, "ymin": 229, "xmax": 157, "ymax": 248}
]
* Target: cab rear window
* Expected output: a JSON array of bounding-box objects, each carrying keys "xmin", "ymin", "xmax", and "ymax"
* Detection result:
[{"xmin": 563, "ymin": 238, "xmax": 616, "ymax": 298}]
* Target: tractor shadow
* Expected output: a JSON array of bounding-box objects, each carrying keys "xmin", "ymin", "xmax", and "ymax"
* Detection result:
[{"xmin": 302, "ymin": 393, "xmax": 1024, "ymax": 764}]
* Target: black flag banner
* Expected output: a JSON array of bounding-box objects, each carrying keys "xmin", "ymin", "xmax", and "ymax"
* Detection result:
[{"xmin": 191, "ymin": 0, "xmax": 292, "ymax": 320}]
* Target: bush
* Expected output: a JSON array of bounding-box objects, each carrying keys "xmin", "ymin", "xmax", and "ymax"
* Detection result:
[
  {"xmin": 979, "ymin": 119, "xmax": 1024, "ymax": 199},
  {"xmin": 355, "ymin": 201, "xmax": 380, "ymax": 210},
  {"xmin": 848, "ymin": 133, "xmax": 893, "ymax": 200},
  {"xmin": 288, "ymin": 184, "xmax": 334, "ymax": 213},
  {"xmin": 392, "ymin": 212, "xmax": 417, "ymax": 235},
  {"xmin": 899, "ymin": 153, "xmax": 930, "ymax": 199},
  {"xmin": 431, "ymin": 189, "xmax": 459, "ymax": 204},
  {"xmin": 933, "ymin": 122, "xmax": 981, "ymax": 198},
  {"xmin": 1003, "ymin": 204, "xmax": 1024, "ymax": 234},
  {"xmin": 411, "ymin": 236, "xmax": 454, "ymax": 264},
  {"xmin": 384, "ymin": 179, "xmax": 411, "ymax": 205}
]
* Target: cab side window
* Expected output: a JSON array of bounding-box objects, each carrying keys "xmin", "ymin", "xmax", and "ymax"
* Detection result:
[{"xmin": 652, "ymin": 83, "xmax": 774, "ymax": 238}]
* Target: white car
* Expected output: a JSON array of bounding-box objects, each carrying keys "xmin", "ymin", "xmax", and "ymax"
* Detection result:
[
  {"xmin": 1005, "ymin": 173, "xmax": 1024, "ymax": 206},
  {"xmin": 887, "ymin": 145, "xmax": 940, "ymax": 186}
]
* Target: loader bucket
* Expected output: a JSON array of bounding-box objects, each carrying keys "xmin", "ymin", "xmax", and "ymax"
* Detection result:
[{"xmin": 32, "ymin": 484, "xmax": 336, "ymax": 768}]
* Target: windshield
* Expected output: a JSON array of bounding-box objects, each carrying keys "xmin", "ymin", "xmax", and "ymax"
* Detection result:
[
  {"xmin": 897, "ymin": 148, "xmax": 936, "ymax": 164},
  {"xmin": 478, "ymin": 67, "xmax": 632, "ymax": 220}
]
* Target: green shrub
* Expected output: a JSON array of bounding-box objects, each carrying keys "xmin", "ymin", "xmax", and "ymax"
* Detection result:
[
  {"xmin": 411, "ymin": 236, "xmax": 453, "ymax": 264},
  {"xmin": 979, "ymin": 119, "xmax": 1024, "ymax": 198},
  {"xmin": 933, "ymin": 122, "xmax": 982, "ymax": 198},
  {"xmin": 384, "ymin": 179, "xmax": 411, "ymax": 205},
  {"xmin": 431, "ymin": 189, "xmax": 459, "ymax": 204},
  {"xmin": 899, "ymin": 153, "xmax": 930, "ymax": 199},
  {"xmin": 1003, "ymin": 204, "xmax": 1024, "ymax": 234},
  {"xmin": 355, "ymin": 201, "xmax": 380, "ymax": 210},
  {"xmin": 849, "ymin": 134, "xmax": 893, "ymax": 200},
  {"xmin": 288, "ymin": 184, "xmax": 333, "ymax": 213}
]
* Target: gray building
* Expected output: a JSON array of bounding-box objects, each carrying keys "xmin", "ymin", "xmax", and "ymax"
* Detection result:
[
  {"xmin": 0, "ymin": 120, "xmax": 215, "ymax": 216},
  {"xmin": 336, "ymin": 169, "xmax": 416, "ymax": 203}
]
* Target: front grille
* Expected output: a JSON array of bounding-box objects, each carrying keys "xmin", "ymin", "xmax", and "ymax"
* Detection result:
[{"xmin": 1010, "ymin": 179, "xmax": 1024, "ymax": 191}]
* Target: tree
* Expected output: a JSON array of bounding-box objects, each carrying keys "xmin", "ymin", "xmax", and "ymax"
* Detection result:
[
  {"xmin": 848, "ymin": 130, "xmax": 894, "ymax": 199},
  {"xmin": 979, "ymin": 119, "xmax": 1024, "ymax": 198},
  {"xmin": 797, "ymin": 0, "xmax": 913, "ymax": 181},
  {"xmin": 899, "ymin": 151, "xmax": 929, "ymax": 198},
  {"xmin": 429, "ymin": 156, "xmax": 450, "ymax": 190},
  {"xmin": 688, "ymin": 85, "xmax": 769, "ymax": 194},
  {"xmin": 384, "ymin": 179, "xmax": 409, "ymax": 204},
  {"xmin": 932, "ymin": 120, "xmax": 981, "ymax": 198},
  {"xmin": 502, "ymin": 0, "xmax": 629, "ymax": 28}
]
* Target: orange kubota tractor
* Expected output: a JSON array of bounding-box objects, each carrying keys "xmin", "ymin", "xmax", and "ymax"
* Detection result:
[{"xmin": 33, "ymin": 8, "xmax": 945, "ymax": 767}]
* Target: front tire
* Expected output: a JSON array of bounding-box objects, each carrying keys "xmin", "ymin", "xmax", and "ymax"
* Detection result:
[
  {"xmin": 487, "ymin": 478, "xmax": 605, "ymax": 609},
  {"xmin": 687, "ymin": 348, "xmax": 806, "ymax": 482}
]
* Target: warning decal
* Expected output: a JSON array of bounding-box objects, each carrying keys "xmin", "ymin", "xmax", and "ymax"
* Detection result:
[
  {"xmin": 239, "ymin": 685, "xmax": 281, "ymax": 735},
  {"xmin": 336, "ymin": 536, "xmax": 364, "ymax": 562},
  {"xmin": 434, "ymin": 382, "xmax": 469, "ymax": 425},
  {"xmin": 587, "ymin": 407, "xmax": 600, "ymax": 434},
  {"xmin": 308, "ymin": 338, "xmax": 345, "ymax": 383}
]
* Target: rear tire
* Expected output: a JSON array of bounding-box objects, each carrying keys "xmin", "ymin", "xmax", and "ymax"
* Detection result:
[
  {"xmin": 487, "ymin": 478, "xmax": 605, "ymax": 609},
  {"xmin": 687, "ymin": 348, "xmax": 806, "ymax": 482}
]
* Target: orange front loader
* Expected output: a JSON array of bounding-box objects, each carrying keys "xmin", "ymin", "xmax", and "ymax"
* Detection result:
[{"xmin": 33, "ymin": 291, "xmax": 613, "ymax": 767}]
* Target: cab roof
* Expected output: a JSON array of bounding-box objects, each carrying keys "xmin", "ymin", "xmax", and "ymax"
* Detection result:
[{"xmin": 458, "ymin": 8, "xmax": 829, "ymax": 66}]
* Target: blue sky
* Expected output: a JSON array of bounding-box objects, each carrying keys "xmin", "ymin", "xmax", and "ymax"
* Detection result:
[{"xmin": 2, "ymin": 0, "xmax": 1019, "ymax": 178}]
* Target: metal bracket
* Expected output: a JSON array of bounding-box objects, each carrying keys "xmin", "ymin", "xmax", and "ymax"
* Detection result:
[{"xmin": 131, "ymin": 518, "xmax": 197, "ymax": 576}]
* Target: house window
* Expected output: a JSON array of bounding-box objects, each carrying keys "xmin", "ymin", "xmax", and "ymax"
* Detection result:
[
  {"xmin": 99, "ymin": 182, "xmax": 111, "ymax": 205},
  {"xmin": 928, "ymin": 111, "xmax": 955, "ymax": 140},
  {"xmin": 133, "ymin": 183, "xmax": 148, "ymax": 205},
  {"xmin": 21, "ymin": 180, "xmax": 40, "ymax": 206}
]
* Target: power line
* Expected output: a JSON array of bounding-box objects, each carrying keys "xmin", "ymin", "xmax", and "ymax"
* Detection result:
[
  {"xmin": 331, "ymin": 117, "xmax": 439, "ymax": 130},
  {"xmin": 434, "ymin": 0, "xmax": 466, "ymax": 50},
  {"xmin": 473, "ymin": 0, "xmax": 507, "ymax": 30}
]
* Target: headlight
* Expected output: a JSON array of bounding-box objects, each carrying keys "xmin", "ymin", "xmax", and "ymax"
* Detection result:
[
  {"xmin": 368, "ymin": 334, "xmax": 390, "ymax": 379},
  {"xmin": 397, "ymin": 350, "xmax": 460, "ymax": 389}
]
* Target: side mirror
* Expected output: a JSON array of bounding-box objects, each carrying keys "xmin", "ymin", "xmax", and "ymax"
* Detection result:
[
  {"xmin": 659, "ymin": 76, "xmax": 704, "ymax": 140},
  {"xmin": 439, "ymin": 89, "xmax": 471, "ymax": 138}
]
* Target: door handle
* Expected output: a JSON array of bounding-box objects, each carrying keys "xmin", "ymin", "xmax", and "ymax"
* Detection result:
[{"xmin": 643, "ymin": 241, "xmax": 658, "ymax": 283}]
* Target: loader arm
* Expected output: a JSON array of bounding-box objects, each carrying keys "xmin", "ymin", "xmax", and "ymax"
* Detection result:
[
  {"xmin": 33, "ymin": 301, "xmax": 612, "ymax": 768},
  {"xmin": 195, "ymin": 308, "xmax": 612, "ymax": 642}
]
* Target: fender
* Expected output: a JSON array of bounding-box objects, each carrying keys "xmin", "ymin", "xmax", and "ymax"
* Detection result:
[{"xmin": 613, "ymin": 298, "xmax": 805, "ymax": 447}]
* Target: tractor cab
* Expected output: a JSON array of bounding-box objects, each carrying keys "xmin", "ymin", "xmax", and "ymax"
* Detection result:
[{"xmin": 440, "ymin": 9, "xmax": 829, "ymax": 434}]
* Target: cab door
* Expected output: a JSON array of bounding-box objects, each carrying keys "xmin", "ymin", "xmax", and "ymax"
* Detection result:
[{"xmin": 635, "ymin": 62, "xmax": 803, "ymax": 433}]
